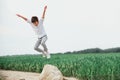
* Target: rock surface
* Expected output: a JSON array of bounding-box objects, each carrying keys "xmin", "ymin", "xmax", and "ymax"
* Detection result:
[
  {"xmin": 39, "ymin": 64, "xmax": 78, "ymax": 80},
  {"xmin": 39, "ymin": 64, "xmax": 63, "ymax": 80}
]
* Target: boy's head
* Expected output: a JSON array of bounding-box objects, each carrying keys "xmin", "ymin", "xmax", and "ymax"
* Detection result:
[{"xmin": 31, "ymin": 16, "xmax": 39, "ymax": 26}]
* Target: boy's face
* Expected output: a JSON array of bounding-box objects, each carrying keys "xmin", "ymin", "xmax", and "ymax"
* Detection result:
[{"xmin": 33, "ymin": 21, "xmax": 39, "ymax": 26}]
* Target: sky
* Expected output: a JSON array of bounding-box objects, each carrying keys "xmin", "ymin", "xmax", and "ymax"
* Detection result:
[{"xmin": 0, "ymin": 0, "xmax": 120, "ymax": 56}]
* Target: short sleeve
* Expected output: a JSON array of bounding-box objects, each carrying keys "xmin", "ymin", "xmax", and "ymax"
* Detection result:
[{"xmin": 27, "ymin": 19, "xmax": 32, "ymax": 24}]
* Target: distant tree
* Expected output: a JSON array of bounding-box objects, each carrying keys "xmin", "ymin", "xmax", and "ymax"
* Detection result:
[
  {"xmin": 103, "ymin": 47, "xmax": 120, "ymax": 53},
  {"xmin": 79, "ymin": 48, "xmax": 103, "ymax": 53},
  {"xmin": 64, "ymin": 47, "xmax": 120, "ymax": 54}
]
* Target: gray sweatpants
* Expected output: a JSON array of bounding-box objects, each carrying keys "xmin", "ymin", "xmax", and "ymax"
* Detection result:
[{"xmin": 34, "ymin": 35, "xmax": 48, "ymax": 54}]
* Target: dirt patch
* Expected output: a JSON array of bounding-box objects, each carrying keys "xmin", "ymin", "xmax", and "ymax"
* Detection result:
[
  {"xmin": 0, "ymin": 69, "xmax": 78, "ymax": 80},
  {"xmin": 0, "ymin": 70, "xmax": 40, "ymax": 80}
]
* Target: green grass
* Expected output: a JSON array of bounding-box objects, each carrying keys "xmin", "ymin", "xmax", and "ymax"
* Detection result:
[{"xmin": 0, "ymin": 53, "xmax": 120, "ymax": 80}]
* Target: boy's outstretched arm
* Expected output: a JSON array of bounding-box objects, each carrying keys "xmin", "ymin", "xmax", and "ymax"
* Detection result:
[
  {"xmin": 16, "ymin": 14, "xmax": 28, "ymax": 21},
  {"xmin": 42, "ymin": 6, "xmax": 47, "ymax": 19}
]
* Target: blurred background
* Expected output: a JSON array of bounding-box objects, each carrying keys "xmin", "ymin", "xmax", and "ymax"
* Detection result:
[{"xmin": 0, "ymin": 0, "xmax": 120, "ymax": 56}]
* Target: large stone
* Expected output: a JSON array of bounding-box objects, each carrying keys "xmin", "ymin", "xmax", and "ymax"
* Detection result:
[
  {"xmin": 39, "ymin": 64, "xmax": 78, "ymax": 80},
  {"xmin": 39, "ymin": 64, "xmax": 63, "ymax": 80}
]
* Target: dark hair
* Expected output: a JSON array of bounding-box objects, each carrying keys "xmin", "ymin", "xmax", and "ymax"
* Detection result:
[{"xmin": 31, "ymin": 16, "xmax": 38, "ymax": 23}]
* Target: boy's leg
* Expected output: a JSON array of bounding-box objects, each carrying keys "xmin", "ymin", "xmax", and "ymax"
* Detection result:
[
  {"xmin": 41, "ymin": 36, "xmax": 51, "ymax": 59},
  {"xmin": 34, "ymin": 38, "xmax": 46, "ymax": 56},
  {"xmin": 41, "ymin": 36, "xmax": 48, "ymax": 52},
  {"xmin": 42, "ymin": 43, "xmax": 50, "ymax": 59},
  {"xmin": 42, "ymin": 43, "xmax": 48, "ymax": 53}
]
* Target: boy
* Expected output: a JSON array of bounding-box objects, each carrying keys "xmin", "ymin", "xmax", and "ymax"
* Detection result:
[{"xmin": 16, "ymin": 6, "xmax": 50, "ymax": 59}]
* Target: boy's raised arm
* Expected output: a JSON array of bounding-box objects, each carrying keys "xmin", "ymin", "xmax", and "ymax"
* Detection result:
[
  {"xmin": 16, "ymin": 14, "xmax": 28, "ymax": 21},
  {"xmin": 42, "ymin": 6, "xmax": 47, "ymax": 19}
]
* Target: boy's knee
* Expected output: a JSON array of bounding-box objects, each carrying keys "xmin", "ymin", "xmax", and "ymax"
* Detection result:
[
  {"xmin": 44, "ymin": 48, "xmax": 48, "ymax": 52},
  {"xmin": 34, "ymin": 47, "xmax": 38, "ymax": 50},
  {"xmin": 41, "ymin": 43, "xmax": 44, "ymax": 45}
]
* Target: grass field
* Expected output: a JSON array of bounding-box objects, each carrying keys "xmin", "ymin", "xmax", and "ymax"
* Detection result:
[{"xmin": 0, "ymin": 53, "xmax": 120, "ymax": 80}]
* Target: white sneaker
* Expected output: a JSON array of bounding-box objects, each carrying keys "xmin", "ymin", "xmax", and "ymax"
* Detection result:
[
  {"xmin": 42, "ymin": 54, "xmax": 46, "ymax": 57},
  {"xmin": 42, "ymin": 52, "xmax": 47, "ymax": 57},
  {"xmin": 46, "ymin": 54, "xmax": 51, "ymax": 59}
]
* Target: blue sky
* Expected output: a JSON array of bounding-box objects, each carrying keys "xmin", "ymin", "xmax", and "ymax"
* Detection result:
[{"xmin": 0, "ymin": 0, "xmax": 120, "ymax": 56}]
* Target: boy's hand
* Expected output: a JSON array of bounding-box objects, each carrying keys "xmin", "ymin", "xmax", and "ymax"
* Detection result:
[{"xmin": 44, "ymin": 6, "xmax": 47, "ymax": 11}]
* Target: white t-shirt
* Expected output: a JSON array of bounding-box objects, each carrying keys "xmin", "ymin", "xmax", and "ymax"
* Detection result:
[{"xmin": 27, "ymin": 18, "xmax": 47, "ymax": 38}]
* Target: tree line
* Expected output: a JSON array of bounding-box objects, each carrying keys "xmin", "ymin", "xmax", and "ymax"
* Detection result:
[{"xmin": 64, "ymin": 47, "xmax": 120, "ymax": 54}]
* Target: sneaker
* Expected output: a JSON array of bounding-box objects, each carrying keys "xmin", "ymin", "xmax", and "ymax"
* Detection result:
[
  {"xmin": 46, "ymin": 53, "xmax": 51, "ymax": 59},
  {"xmin": 42, "ymin": 54, "xmax": 46, "ymax": 57},
  {"xmin": 42, "ymin": 52, "xmax": 47, "ymax": 57}
]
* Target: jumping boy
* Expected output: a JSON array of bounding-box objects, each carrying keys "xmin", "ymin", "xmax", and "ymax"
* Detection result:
[{"xmin": 16, "ymin": 6, "xmax": 51, "ymax": 59}]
